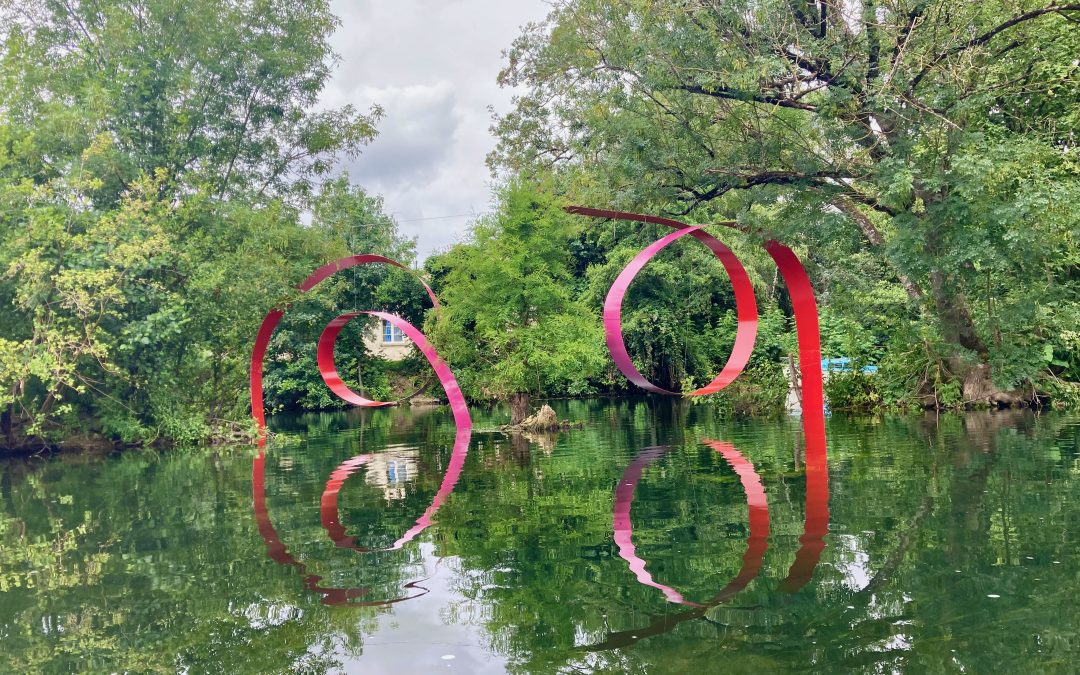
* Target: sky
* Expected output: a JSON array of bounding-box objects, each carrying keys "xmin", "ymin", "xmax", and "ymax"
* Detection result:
[{"xmin": 321, "ymin": 0, "xmax": 551, "ymax": 259}]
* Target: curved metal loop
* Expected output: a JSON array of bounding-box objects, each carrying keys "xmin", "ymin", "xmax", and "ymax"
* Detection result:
[
  {"xmin": 317, "ymin": 315, "xmax": 395, "ymax": 408},
  {"xmin": 250, "ymin": 255, "xmax": 444, "ymax": 437},
  {"xmin": 252, "ymin": 452, "xmax": 432, "ymax": 607},
  {"xmin": 320, "ymin": 414, "xmax": 472, "ymax": 554},
  {"xmin": 604, "ymin": 225, "xmax": 758, "ymax": 396},
  {"xmin": 316, "ymin": 311, "xmax": 471, "ymax": 427},
  {"xmin": 568, "ymin": 205, "xmax": 825, "ymax": 431},
  {"xmin": 568, "ymin": 205, "xmax": 830, "ymax": 595},
  {"xmin": 298, "ymin": 254, "xmax": 440, "ymax": 306}
]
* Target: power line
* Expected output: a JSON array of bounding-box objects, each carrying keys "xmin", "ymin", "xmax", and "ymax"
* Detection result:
[{"xmin": 395, "ymin": 212, "xmax": 478, "ymax": 223}]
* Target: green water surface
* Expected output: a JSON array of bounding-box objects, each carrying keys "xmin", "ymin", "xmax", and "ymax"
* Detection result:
[{"xmin": 1, "ymin": 400, "xmax": 1078, "ymax": 673}]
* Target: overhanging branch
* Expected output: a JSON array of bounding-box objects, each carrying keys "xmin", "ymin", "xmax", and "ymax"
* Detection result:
[
  {"xmin": 672, "ymin": 83, "xmax": 819, "ymax": 112},
  {"xmin": 910, "ymin": 3, "xmax": 1080, "ymax": 91}
]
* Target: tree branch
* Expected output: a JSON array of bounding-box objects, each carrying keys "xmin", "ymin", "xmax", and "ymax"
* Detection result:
[
  {"xmin": 864, "ymin": 0, "xmax": 881, "ymax": 88},
  {"xmin": 662, "ymin": 169, "xmax": 852, "ymax": 215},
  {"xmin": 671, "ymin": 82, "xmax": 818, "ymax": 111},
  {"xmin": 910, "ymin": 3, "xmax": 1080, "ymax": 91},
  {"xmin": 833, "ymin": 197, "xmax": 923, "ymax": 299}
]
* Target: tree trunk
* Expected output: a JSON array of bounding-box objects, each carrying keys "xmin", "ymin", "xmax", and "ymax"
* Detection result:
[
  {"xmin": 833, "ymin": 198, "xmax": 923, "ymax": 300},
  {"xmin": 929, "ymin": 270, "xmax": 987, "ymax": 359},
  {"xmin": 508, "ymin": 392, "xmax": 531, "ymax": 426},
  {"xmin": 919, "ymin": 209, "xmax": 1020, "ymax": 405},
  {"xmin": 1, "ymin": 403, "xmax": 12, "ymax": 449}
]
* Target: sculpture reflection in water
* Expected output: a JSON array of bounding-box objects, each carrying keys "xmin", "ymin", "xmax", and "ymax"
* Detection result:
[
  {"xmin": 249, "ymin": 254, "xmax": 472, "ymax": 606},
  {"xmin": 248, "ymin": 207, "xmax": 828, "ymax": 611},
  {"xmin": 320, "ymin": 420, "xmax": 472, "ymax": 553},
  {"xmin": 613, "ymin": 442, "xmax": 770, "ymax": 607},
  {"xmin": 566, "ymin": 206, "xmax": 828, "ymax": 558},
  {"xmin": 593, "ymin": 436, "xmax": 828, "ymax": 649}
]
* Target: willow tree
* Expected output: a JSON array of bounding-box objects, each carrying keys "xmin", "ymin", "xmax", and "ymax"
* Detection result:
[{"xmin": 493, "ymin": 0, "xmax": 1080, "ymax": 404}]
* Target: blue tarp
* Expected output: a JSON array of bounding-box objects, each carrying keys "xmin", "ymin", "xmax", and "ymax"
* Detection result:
[{"xmin": 821, "ymin": 357, "xmax": 878, "ymax": 374}]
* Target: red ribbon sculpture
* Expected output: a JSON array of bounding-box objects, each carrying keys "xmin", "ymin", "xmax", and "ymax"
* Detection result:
[
  {"xmin": 568, "ymin": 206, "xmax": 830, "ymax": 594},
  {"xmin": 250, "ymin": 254, "xmax": 471, "ymax": 606},
  {"xmin": 613, "ymin": 442, "xmax": 770, "ymax": 607},
  {"xmin": 605, "ymin": 226, "xmax": 758, "ymax": 396},
  {"xmin": 249, "ymin": 207, "xmax": 828, "ymax": 611},
  {"xmin": 250, "ymin": 254, "xmax": 446, "ymax": 434},
  {"xmin": 566, "ymin": 207, "xmax": 825, "ymax": 437}
]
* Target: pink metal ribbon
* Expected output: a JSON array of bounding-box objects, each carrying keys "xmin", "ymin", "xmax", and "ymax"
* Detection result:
[
  {"xmin": 567, "ymin": 206, "xmax": 825, "ymax": 425},
  {"xmin": 316, "ymin": 312, "xmax": 472, "ymax": 551},
  {"xmin": 251, "ymin": 255, "xmax": 443, "ymax": 439},
  {"xmin": 297, "ymin": 254, "xmax": 440, "ymax": 304},
  {"xmin": 604, "ymin": 225, "xmax": 757, "ymax": 396},
  {"xmin": 252, "ymin": 451, "xmax": 431, "ymax": 606},
  {"xmin": 568, "ymin": 206, "xmax": 830, "ymax": 593},
  {"xmin": 250, "ymin": 258, "xmax": 472, "ymax": 606},
  {"xmin": 316, "ymin": 317, "xmax": 393, "ymax": 407}
]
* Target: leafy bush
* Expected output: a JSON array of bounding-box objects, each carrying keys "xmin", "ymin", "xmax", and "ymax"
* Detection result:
[
  {"xmin": 824, "ymin": 371, "xmax": 880, "ymax": 412},
  {"xmin": 690, "ymin": 361, "xmax": 789, "ymax": 418}
]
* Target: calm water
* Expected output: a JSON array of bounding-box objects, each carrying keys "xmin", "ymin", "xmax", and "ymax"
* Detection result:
[{"xmin": 2, "ymin": 400, "xmax": 1079, "ymax": 673}]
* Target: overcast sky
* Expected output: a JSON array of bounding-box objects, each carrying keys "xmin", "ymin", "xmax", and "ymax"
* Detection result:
[{"xmin": 321, "ymin": 0, "xmax": 550, "ymax": 259}]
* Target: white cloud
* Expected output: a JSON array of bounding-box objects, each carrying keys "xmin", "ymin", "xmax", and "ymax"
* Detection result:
[
  {"xmin": 323, "ymin": 0, "xmax": 550, "ymax": 259},
  {"xmin": 342, "ymin": 83, "xmax": 461, "ymax": 187}
]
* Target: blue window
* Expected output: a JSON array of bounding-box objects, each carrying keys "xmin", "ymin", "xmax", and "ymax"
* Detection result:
[
  {"xmin": 387, "ymin": 460, "xmax": 407, "ymax": 483},
  {"xmin": 382, "ymin": 320, "xmax": 404, "ymax": 343}
]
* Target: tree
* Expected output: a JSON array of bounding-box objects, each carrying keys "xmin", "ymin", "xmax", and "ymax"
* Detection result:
[
  {"xmin": 493, "ymin": 0, "xmax": 1080, "ymax": 404},
  {"xmin": 0, "ymin": 0, "xmax": 406, "ymax": 449},
  {"xmin": 426, "ymin": 179, "xmax": 607, "ymax": 423},
  {"xmin": 0, "ymin": 0, "xmax": 380, "ymax": 204}
]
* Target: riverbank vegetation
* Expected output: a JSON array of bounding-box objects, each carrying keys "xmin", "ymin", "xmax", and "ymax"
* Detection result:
[
  {"xmin": 2, "ymin": 0, "xmax": 1079, "ymax": 451},
  {"xmin": 0, "ymin": 0, "xmax": 423, "ymax": 451},
  {"xmin": 432, "ymin": 0, "xmax": 1080, "ymax": 414}
]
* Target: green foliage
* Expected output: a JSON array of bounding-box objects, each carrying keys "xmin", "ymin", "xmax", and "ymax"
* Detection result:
[
  {"xmin": 691, "ymin": 360, "xmax": 789, "ymax": 417},
  {"xmin": 425, "ymin": 179, "xmax": 607, "ymax": 400},
  {"xmin": 0, "ymin": 0, "xmax": 421, "ymax": 448},
  {"xmin": 492, "ymin": 0, "xmax": 1080, "ymax": 407},
  {"xmin": 824, "ymin": 371, "xmax": 880, "ymax": 412}
]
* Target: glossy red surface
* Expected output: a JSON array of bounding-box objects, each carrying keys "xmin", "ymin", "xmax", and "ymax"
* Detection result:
[{"xmin": 250, "ymin": 255, "xmax": 443, "ymax": 442}]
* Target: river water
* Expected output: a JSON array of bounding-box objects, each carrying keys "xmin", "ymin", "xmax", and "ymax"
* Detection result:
[{"xmin": 1, "ymin": 400, "xmax": 1078, "ymax": 673}]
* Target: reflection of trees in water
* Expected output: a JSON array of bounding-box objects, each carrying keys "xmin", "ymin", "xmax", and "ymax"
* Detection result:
[
  {"xmin": 0, "ymin": 442, "xmax": 404, "ymax": 672},
  {"xmin": 253, "ymin": 451, "xmax": 431, "ymax": 606},
  {"xmin": 1, "ymin": 407, "xmax": 1079, "ymax": 672},
  {"xmin": 254, "ymin": 413, "xmax": 470, "ymax": 608},
  {"xmin": 437, "ymin": 407, "xmax": 1078, "ymax": 674}
]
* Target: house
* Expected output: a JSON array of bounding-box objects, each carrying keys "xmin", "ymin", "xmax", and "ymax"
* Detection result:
[{"xmin": 362, "ymin": 317, "xmax": 413, "ymax": 361}]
